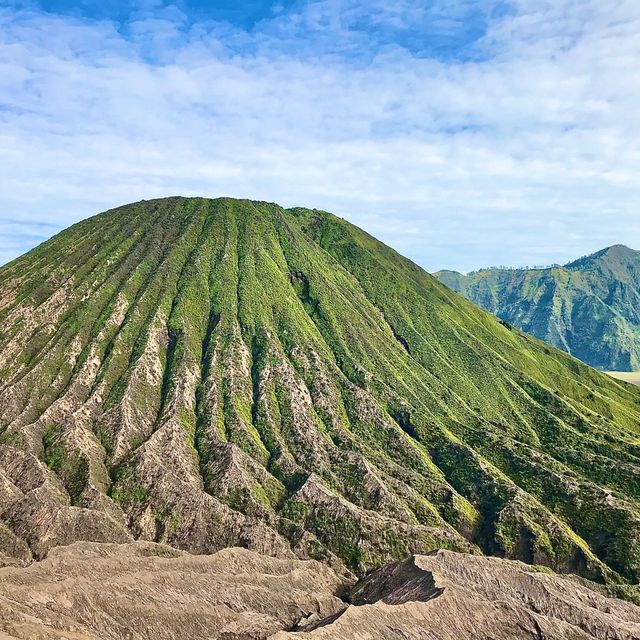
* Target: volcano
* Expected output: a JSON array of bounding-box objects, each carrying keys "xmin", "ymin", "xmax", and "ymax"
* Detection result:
[{"xmin": 0, "ymin": 197, "xmax": 638, "ymax": 589}]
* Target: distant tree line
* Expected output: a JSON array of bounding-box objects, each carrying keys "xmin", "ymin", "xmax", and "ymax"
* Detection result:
[{"xmin": 470, "ymin": 263, "xmax": 563, "ymax": 274}]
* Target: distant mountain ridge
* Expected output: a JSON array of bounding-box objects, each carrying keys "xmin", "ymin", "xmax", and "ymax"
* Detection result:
[{"xmin": 435, "ymin": 245, "xmax": 640, "ymax": 371}]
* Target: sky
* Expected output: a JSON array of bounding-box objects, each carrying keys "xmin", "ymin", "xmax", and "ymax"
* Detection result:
[{"xmin": 0, "ymin": 0, "xmax": 639, "ymax": 273}]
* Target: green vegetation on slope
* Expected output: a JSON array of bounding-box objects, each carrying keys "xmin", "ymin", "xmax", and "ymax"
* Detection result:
[
  {"xmin": 0, "ymin": 198, "xmax": 638, "ymax": 594},
  {"xmin": 435, "ymin": 245, "xmax": 640, "ymax": 371}
]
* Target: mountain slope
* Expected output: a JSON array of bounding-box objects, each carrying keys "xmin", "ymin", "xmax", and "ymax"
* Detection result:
[
  {"xmin": 435, "ymin": 245, "xmax": 640, "ymax": 370},
  {"xmin": 0, "ymin": 198, "xmax": 639, "ymax": 590}
]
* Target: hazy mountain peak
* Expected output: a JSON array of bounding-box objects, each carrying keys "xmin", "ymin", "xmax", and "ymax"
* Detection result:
[{"xmin": 566, "ymin": 244, "xmax": 638, "ymax": 269}]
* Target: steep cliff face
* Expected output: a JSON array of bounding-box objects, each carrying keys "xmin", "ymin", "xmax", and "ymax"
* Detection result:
[
  {"xmin": 436, "ymin": 245, "xmax": 640, "ymax": 371},
  {"xmin": 0, "ymin": 197, "xmax": 639, "ymax": 589}
]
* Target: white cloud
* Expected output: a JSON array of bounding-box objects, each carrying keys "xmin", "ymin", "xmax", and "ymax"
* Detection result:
[{"xmin": 0, "ymin": 0, "xmax": 639, "ymax": 271}]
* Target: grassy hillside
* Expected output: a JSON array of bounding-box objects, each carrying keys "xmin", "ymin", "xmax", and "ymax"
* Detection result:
[
  {"xmin": 436, "ymin": 245, "xmax": 640, "ymax": 371},
  {"xmin": 0, "ymin": 198, "xmax": 639, "ymax": 592}
]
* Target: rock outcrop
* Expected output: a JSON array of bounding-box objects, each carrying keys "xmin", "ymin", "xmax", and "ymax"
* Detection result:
[
  {"xmin": 0, "ymin": 542, "xmax": 637, "ymax": 640},
  {"xmin": 280, "ymin": 550, "xmax": 640, "ymax": 639}
]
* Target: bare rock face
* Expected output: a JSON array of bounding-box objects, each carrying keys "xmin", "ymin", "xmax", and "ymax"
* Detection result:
[
  {"xmin": 278, "ymin": 550, "xmax": 640, "ymax": 640},
  {"xmin": 0, "ymin": 543, "xmax": 638, "ymax": 640},
  {"xmin": 0, "ymin": 542, "xmax": 346, "ymax": 639}
]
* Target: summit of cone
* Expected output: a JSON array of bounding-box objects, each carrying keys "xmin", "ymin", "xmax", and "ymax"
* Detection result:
[{"xmin": 0, "ymin": 197, "xmax": 639, "ymax": 595}]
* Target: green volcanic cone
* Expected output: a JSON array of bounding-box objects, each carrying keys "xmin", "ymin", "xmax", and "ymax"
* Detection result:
[{"xmin": 0, "ymin": 197, "xmax": 638, "ymax": 590}]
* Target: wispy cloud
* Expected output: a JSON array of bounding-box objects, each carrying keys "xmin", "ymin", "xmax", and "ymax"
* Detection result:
[{"xmin": 0, "ymin": 0, "xmax": 639, "ymax": 271}]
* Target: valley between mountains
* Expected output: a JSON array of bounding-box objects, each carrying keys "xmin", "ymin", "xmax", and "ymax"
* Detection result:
[{"xmin": 0, "ymin": 197, "xmax": 639, "ymax": 628}]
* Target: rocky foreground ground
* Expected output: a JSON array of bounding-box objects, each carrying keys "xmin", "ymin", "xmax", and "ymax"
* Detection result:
[{"xmin": 0, "ymin": 542, "xmax": 637, "ymax": 640}]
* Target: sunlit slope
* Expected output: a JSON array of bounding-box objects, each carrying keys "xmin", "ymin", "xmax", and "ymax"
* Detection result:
[{"xmin": 0, "ymin": 197, "xmax": 638, "ymax": 589}]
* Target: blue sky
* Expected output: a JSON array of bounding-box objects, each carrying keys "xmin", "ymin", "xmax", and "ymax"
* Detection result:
[
  {"xmin": 19, "ymin": 1, "xmax": 298, "ymax": 27},
  {"xmin": 1, "ymin": 0, "xmax": 639, "ymax": 272}
]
